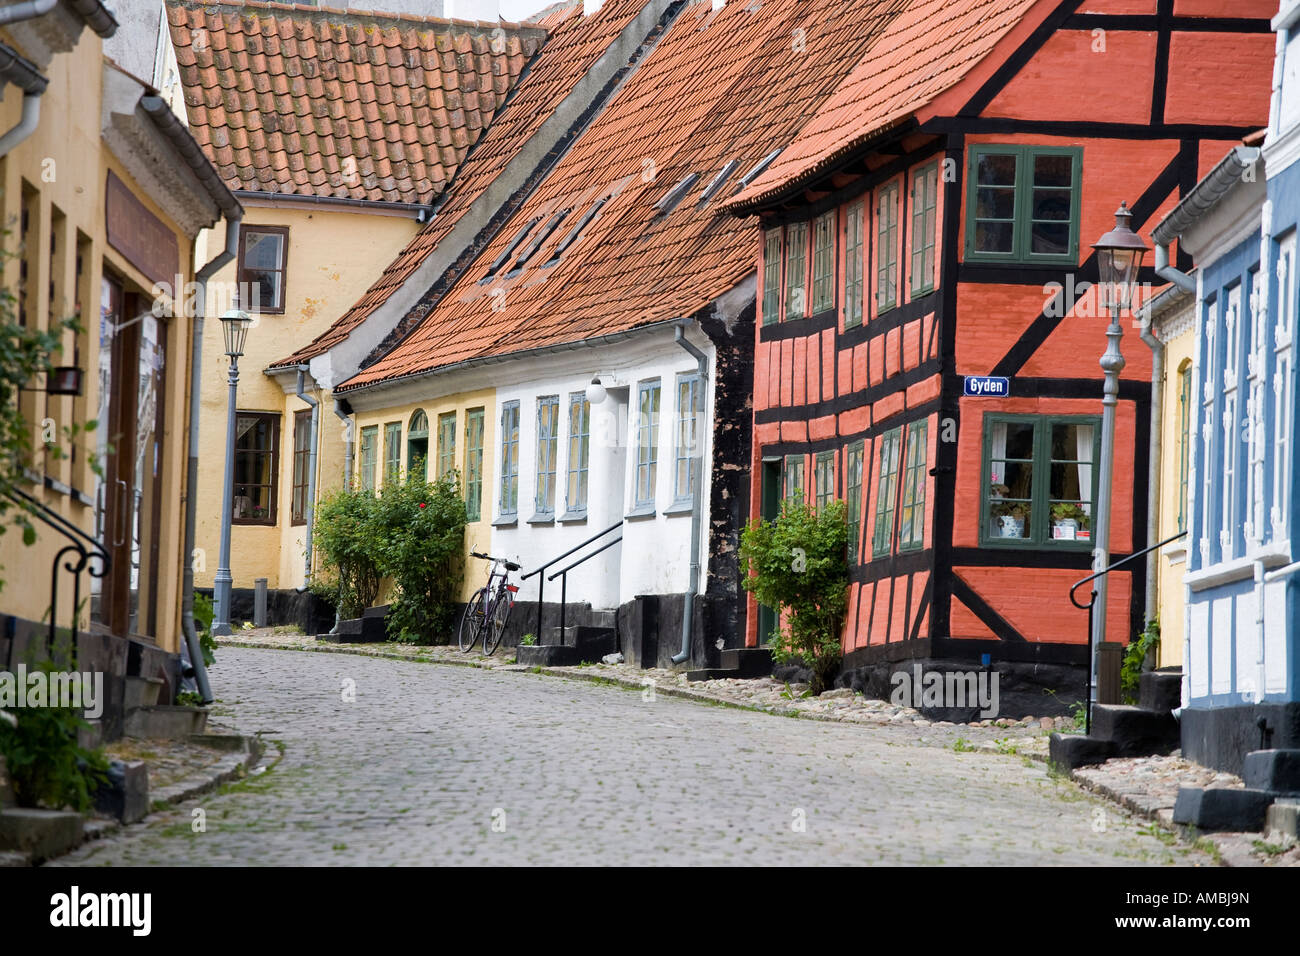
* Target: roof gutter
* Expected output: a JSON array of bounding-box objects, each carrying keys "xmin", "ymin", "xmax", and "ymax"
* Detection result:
[
  {"xmin": 0, "ymin": 43, "xmax": 48, "ymax": 158},
  {"xmin": 0, "ymin": 0, "xmax": 59, "ymax": 28},
  {"xmin": 233, "ymin": 189, "xmax": 434, "ymax": 221},
  {"xmin": 65, "ymin": 0, "xmax": 118, "ymax": 37},
  {"xmin": 139, "ymin": 95, "xmax": 244, "ymax": 221}
]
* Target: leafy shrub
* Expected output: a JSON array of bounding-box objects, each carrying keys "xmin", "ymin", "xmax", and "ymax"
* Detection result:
[
  {"xmin": 313, "ymin": 487, "xmax": 384, "ymax": 619},
  {"xmin": 193, "ymin": 592, "xmax": 216, "ymax": 668},
  {"xmin": 1122, "ymin": 617, "xmax": 1160, "ymax": 704},
  {"xmin": 739, "ymin": 497, "xmax": 849, "ymax": 695},
  {"xmin": 372, "ymin": 472, "xmax": 466, "ymax": 644},
  {"xmin": 0, "ymin": 663, "xmax": 107, "ymax": 811}
]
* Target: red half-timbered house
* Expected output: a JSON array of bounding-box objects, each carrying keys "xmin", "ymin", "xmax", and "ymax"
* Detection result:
[{"xmin": 728, "ymin": 0, "xmax": 1275, "ymax": 705}]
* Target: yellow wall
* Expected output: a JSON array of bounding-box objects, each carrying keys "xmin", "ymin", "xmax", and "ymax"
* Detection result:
[
  {"xmin": 353, "ymin": 389, "xmax": 496, "ymax": 603},
  {"xmin": 193, "ymin": 207, "xmax": 418, "ymax": 591},
  {"xmin": 1155, "ymin": 322, "xmax": 1195, "ymax": 669}
]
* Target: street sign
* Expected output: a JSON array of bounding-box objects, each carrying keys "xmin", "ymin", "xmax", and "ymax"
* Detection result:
[{"xmin": 964, "ymin": 375, "xmax": 1010, "ymax": 397}]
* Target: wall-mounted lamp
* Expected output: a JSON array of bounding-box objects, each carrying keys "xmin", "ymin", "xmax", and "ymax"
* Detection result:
[{"xmin": 585, "ymin": 375, "xmax": 607, "ymax": 405}]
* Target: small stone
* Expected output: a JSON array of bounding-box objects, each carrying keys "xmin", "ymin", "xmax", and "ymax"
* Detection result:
[{"xmin": 1039, "ymin": 717, "xmax": 1055, "ymax": 730}]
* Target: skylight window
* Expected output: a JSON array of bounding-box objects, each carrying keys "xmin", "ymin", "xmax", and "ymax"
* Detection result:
[
  {"xmin": 544, "ymin": 195, "xmax": 609, "ymax": 266},
  {"xmin": 482, "ymin": 216, "xmax": 542, "ymax": 280},
  {"xmin": 508, "ymin": 209, "xmax": 571, "ymax": 274},
  {"xmin": 700, "ymin": 160, "xmax": 739, "ymax": 203},
  {"xmin": 654, "ymin": 173, "xmax": 700, "ymax": 215},
  {"xmin": 737, "ymin": 148, "xmax": 781, "ymax": 190}
]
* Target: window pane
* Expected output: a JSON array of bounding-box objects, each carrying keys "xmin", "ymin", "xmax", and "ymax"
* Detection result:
[
  {"xmin": 244, "ymin": 232, "xmax": 283, "ymax": 270},
  {"xmin": 975, "ymin": 187, "xmax": 1016, "ymax": 221},
  {"xmin": 812, "ymin": 212, "xmax": 835, "ymax": 313},
  {"xmin": 1031, "ymin": 188, "xmax": 1072, "ymax": 221},
  {"xmin": 1030, "ymin": 221, "xmax": 1070, "ymax": 255},
  {"xmin": 976, "ymin": 153, "xmax": 1017, "ymax": 186},
  {"xmin": 1033, "ymin": 154, "xmax": 1073, "ymax": 187},
  {"xmin": 536, "ymin": 398, "xmax": 558, "ymax": 513},
  {"xmin": 465, "ymin": 409, "xmax": 484, "ymax": 521},
  {"xmin": 500, "ymin": 403, "xmax": 519, "ymax": 514},
  {"xmin": 844, "ymin": 202, "xmax": 864, "ymax": 327},
  {"xmin": 785, "ymin": 223, "xmax": 807, "ymax": 318},
  {"xmin": 974, "ymin": 221, "xmax": 1014, "ymax": 254},
  {"xmin": 636, "ymin": 384, "xmax": 660, "ymax": 506},
  {"xmin": 762, "ymin": 229, "xmax": 782, "ymax": 324},
  {"xmin": 566, "ymin": 394, "xmax": 589, "ymax": 512}
]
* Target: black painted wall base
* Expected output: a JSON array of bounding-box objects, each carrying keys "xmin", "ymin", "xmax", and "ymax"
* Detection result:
[
  {"xmin": 1181, "ymin": 701, "xmax": 1300, "ymax": 776},
  {"xmin": 197, "ymin": 587, "xmax": 336, "ymax": 637}
]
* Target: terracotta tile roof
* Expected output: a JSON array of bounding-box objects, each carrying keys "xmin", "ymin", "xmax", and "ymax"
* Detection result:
[
  {"xmin": 271, "ymin": 0, "xmax": 646, "ymax": 369},
  {"xmin": 164, "ymin": 1, "xmax": 546, "ymax": 204},
  {"xmin": 335, "ymin": 0, "xmax": 910, "ymax": 392},
  {"xmin": 728, "ymin": 0, "xmax": 1041, "ymax": 211}
]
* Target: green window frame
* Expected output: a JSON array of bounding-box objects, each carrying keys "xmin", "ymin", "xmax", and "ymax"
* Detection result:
[
  {"xmin": 359, "ymin": 425, "xmax": 378, "ymax": 493},
  {"xmin": 762, "ymin": 228, "xmax": 782, "ymax": 325},
  {"xmin": 876, "ymin": 181, "xmax": 899, "ymax": 313},
  {"xmin": 674, "ymin": 374, "xmax": 701, "ymax": 503},
  {"xmin": 980, "ymin": 413, "xmax": 1100, "ymax": 548},
  {"xmin": 383, "ymin": 421, "xmax": 402, "ymax": 486},
  {"xmin": 535, "ymin": 396, "xmax": 560, "ymax": 515},
  {"xmin": 407, "ymin": 409, "xmax": 429, "ymax": 483},
  {"xmin": 910, "ymin": 162, "xmax": 938, "ymax": 295},
  {"xmin": 634, "ymin": 380, "xmax": 661, "ymax": 508},
  {"xmin": 1177, "ymin": 361, "xmax": 1192, "ymax": 533},
  {"xmin": 898, "ymin": 420, "xmax": 928, "ymax": 550},
  {"xmin": 436, "ymin": 411, "xmax": 457, "ymax": 479},
  {"xmin": 814, "ymin": 450, "xmax": 835, "ymax": 511},
  {"xmin": 465, "ymin": 407, "xmax": 484, "ymax": 521},
  {"xmin": 811, "ymin": 210, "xmax": 836, "ymax": 314},
  {"xmin": 784, "ymin": 221, "xmax": 808, "ymax": 320},
  {"xmin": 965, "ymin": 145, "xmax": 1082, "ymax": 265},
  {"xmin": 499, "ymin": 400, "xmax": 520, "ymax": 516},
  {"xmin": 872, "ymin": 427, "xmax": 901, "ymax": 556},
  {"xmin": 845, "ymin": 440, "xmax": 864, "ymax": 562},
  {"xmin": 566, "ymin": 392, "xmax": 590, "ymax": 515},
  {"xmin": 293, "ymin": 410, "xmax": 313, "ymax": 525},
  {"xmin": 844, "ymin": 201, "xmax": 864, "ymax": 328},
  {"xmin": 783, "ymin": 453, "xmax": 804, "ymax": 501}
]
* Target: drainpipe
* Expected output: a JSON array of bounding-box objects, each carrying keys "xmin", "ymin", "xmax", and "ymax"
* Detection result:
[
  {"xmin": 671, "ymin": 319, "xmax": 708, "ymax": 664},
  {"xmin": 1136, "ymin": 310, "xmax": 1163, "ymax": 627},
  {"xmin": 329, "ymin": 398, "xmax": 354, "ymax": 634},
  {"xmin": 295, "ymin": 367, "xmax": 319, "ymax": 591},
  {"xmin": 0, "ymin": 0, "xmax": 58, "ymax": 27},
  {"xmin": 0, "ymin": 44, "xmax": 47, "ymax": 157},
  {"xmin": 181, "ymin": 218, "xmax": 242, "ymax": 703}
]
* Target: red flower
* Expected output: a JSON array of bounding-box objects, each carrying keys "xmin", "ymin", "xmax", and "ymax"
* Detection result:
[{"xmin": 418, "ymin": 502, "xmax": 426, "ymax": 508}]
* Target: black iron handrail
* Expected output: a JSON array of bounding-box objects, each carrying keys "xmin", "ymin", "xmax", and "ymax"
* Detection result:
[
  {"xmin": 521, "ymin": 519, "xmax": 622, "ymax": 643},
  {"xmin": 1070, "ymin": 528, "xmax": 1187, "ymax": 734},
  {"xmin": 4, "ymin": 484, "xmax": 111, "ymax": 662},
  {"xmin": 547, "ymin": 533, "xmax": 622, "ymax": 645}
]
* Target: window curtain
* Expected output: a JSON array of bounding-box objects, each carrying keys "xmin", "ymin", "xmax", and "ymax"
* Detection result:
[
  {"xmin": 1076, "ymin": 424, "xmax": 1093, "ymax": 515},
  {"xmin": 990, "ymin": 422, "xmax": 1008, "ymax": 486}
]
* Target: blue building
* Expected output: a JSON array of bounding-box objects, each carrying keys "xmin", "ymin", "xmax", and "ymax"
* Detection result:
[{"xmin": 1152, "ymin": 1, "xmax": 1300, "ymax": 774}]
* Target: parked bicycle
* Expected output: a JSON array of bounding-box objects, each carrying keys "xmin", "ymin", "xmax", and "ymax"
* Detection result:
[{"xmin": 458, "ymin": 551, "xmax": 521, "ymax": 655}]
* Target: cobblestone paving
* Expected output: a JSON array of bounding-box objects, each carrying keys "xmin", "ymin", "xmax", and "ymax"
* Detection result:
[{"xmin": 53, "ymin": 648, "xmax": 1213, "ymax": 866}]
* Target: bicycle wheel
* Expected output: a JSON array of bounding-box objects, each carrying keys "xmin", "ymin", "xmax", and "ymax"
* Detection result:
[
  {"xmin": 483, "ymin": 586, "xmax": 514, "ymax": 656},
  {"xmin": 458, "ymin": 587, "xmax": 488, "ymax": 652}
]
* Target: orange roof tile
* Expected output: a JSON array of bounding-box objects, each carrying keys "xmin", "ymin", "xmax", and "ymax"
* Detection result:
[
  {"xmin": 334, "ymin": 0, "xmax": 910, "ymax": 392},
  {"xmin": 165, "ymin": 0, "xmax": 545, "ymax": 204},
  {"xmin": 728, "ymin": 0, "xmax": 1042, "ymax": 211}
]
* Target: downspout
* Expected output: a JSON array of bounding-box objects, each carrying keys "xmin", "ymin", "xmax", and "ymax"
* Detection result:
[
  {"xmin": 0, "ymin": 44, "xmax": 47, "ymax": 157},
  {"xmin": 182, "ymin": 218, "xmax": 242, "ymax": 703},
  {"xmin": 329, "ymin": 398, "xmax": 354, "ymax": 634},
  {"xmin": 671, "ymin": 320, "xmax": 708, "ymax": 665},
  {"xmin": 295, "ymin": 367, "xmax": 319, "ymax": 591},
  {"xmin": 1137, "ymin": 309, "xmax": 1163, "ymax": 627}
]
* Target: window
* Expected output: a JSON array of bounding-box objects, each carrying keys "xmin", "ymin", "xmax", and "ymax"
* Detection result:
[
  {"xmin": 292, "ymin": 410, "xmax": 312, "ymax": 525},
  {"xmin": 535, "ymin": 396, "xmax": 560, "ymax": 515},
  {"xmin": 674, "ymin": 374, "xmax": 701, "ymax": 502},
  {"xmin": 565, "ymin": 393, "xmax": 590, "ymax": 515},
  {"xmin": 966, "ymin": 146, "xmax": 1082, "ymax": 264},
  {"xmin": 783, "ymin": 453, "xmax": 804, "ymax": 501},
  {"xmin": 784, "ymin": 221, "xmax": 808, "ymax": 319},
  {"xmin": 872, "ymin": 428, "xmax": 901, "ymax": 556},
  {"xmin": 407, "ymin": 410, "xmax": 429, "ymax": 482},
  {"xmin": 844, "ymin": 202, "xmax": 864, "ymax": 328},
  {"xmin": 499, "ymin": 401, "xmax": 520, "ymax": 516},
  {"xmin": 1177, "ymin": 361, "xmax": 1192, "ymax": 533},
  {"xmin": 814, "ymin": 451, "xmax": 835, "ymax": 510},
  {"xmin": 436, "ymin": 411, "xmax": 457, "ymax": 479},
  {"xmin": 383, "ymin": 422, "xmax": 402, "ymax": 485},
  {"xmin": 811, "ymin": 211, "xmax": 836, "ymax": 314},
  {"xmin": 634, "ymin": 381, "xmax": 661, "ymax": 508},
  {"xmin": 876, "ymin": 182, "xmax": 899, "ymax": 312},
  {"xmin": 234, "ymin": 412, "xmax": 279, "ymax": 524},
  {"xmin": 358, "ymin": 424, "xmax": 378, "ymax": 494},
  {"xmin": 910, "ymin": 163, "xmax": 938, "ymax": 294},
  {"xmin": 982, "ymin": 415, "xmax": 1098, "ymax": 546},
  {"xmin": 464, "ymin": 408, "xmax": 485, "ymax": 521},
  {"xmin": 898, "ymin": 420, "xmax": 928, "ymax": 550},
  {"xmin": 845, "ymin": 441, "xmax": 864, "ymax": 561},
  {"xmin": 237, "ymin": 225, "xmax": 288, "ymax": 313},
  {"xmin": 762, "ymin": 228, "xmax": 782, "ymax": 325}
]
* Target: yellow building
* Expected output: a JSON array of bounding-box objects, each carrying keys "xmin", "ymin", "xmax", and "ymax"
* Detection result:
[
  {"xmin": 1144, "ymin": 283, "xmax": 1196, "ymax": 669},
  {"xmin": 159, "ymin": 1, "xmax": 543, "ymax": 623},
  {"xmin": 0, "ymin": 1, "xmax": 239, "ymax": 730}
]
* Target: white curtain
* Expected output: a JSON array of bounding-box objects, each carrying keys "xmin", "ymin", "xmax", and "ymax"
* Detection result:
[
  {"xmin": 1076, "ymin": 424, "xmax": 1094, "ymax": 515},
  {"xmin": 990, "ymin": 422, "xmax": 1008, "ymax": 486}
]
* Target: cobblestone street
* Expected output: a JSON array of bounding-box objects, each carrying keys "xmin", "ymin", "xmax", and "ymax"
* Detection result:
[{"xmin": 53, "ymin": 648, "xmax": 1213, "ymax": 866}]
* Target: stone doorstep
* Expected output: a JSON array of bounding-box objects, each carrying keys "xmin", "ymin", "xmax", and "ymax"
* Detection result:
[
  {"xmin": 1265, "ymin": 800, "xmax": 1300, "ymax": 845},
  {"xmin": 123, "ymin": 705, "xmax": 209, "ymax": 740},
  {"xmin": 0, "ymin": 809, "xmax": 83, "ymax": 864}
]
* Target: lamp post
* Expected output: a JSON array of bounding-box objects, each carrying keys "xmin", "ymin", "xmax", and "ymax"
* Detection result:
[
  {"xmin": 212, "ymin": 308, "xmax": 253, "ymax": 637},
  {"xmin": 1089, "ymin": 202, "xmax": 1148, "ymax": 711}
]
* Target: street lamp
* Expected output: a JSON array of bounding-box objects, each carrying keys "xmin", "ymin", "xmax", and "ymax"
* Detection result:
[
  {"xmin": 1088, "ymin": 202, "xmax": 1148, "ymax": 713},
  {"xmin": 212, "ymin": 307, "xmax": 253, "ymax": 637}
]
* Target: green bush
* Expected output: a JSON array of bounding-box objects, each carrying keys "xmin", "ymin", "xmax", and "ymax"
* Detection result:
[
  {"xmin": 193, "ymin": 592, "xmax": 216, "ymax": 668},
  {"xmin": 1122, "ymin": 617, "xmax": 1160, "ymax": 704},
  {"xmin": 0, "ymin": 663, "xmax": 107, "ymax": 811},
  {"xmin": 372, "ymin": 472, "xmax": 466, "ymax": 645},
  {"xmin": 739, "ymin": 497, "xmax": 849, "ymax": 695},
  {"xmin": 313, "ymin": 487, "xmax": 384, "ymax": 619}
]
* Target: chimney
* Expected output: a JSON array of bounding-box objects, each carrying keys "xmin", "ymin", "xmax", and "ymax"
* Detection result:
[
  {"xmin": 584, "ymin": 0, "xmax": 604, "ymax": 15},
  {"xmin": 446, "ymin": 0, "xmax": 501, "ymax": 20}
]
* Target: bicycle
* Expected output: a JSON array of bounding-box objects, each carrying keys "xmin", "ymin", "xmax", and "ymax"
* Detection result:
[{"xmin": 458, "ymin": 551, "xmax": 521, "ymax": 655}]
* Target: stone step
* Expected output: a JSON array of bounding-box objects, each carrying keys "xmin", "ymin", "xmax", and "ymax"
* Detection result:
[
  {"xmin": 0, "ymin": 808, "xmax": 83, "ymax": 864},
  {"xmin": 1172, "ymin": 786, "xmax": 1275, "ymax": 832},
  {"xmin": 319, "ymin": 613, "xmax": 385, "ymax": 644},
  {"xmin": 1048, "ymin": 733, "xmax": 1117, "ymax": 771},
  {"xmin": 123, "ymin": 705, "xmax": 209, "ymax": 740},
  {"xmin": 685, "ymin": 667, "xmax": 734, "ymax": 682},
  {"xmin": 1090, "ymin": 704, "xmax": 1180, "ymax": 756},
  {"xmin": 1265, "ymin": 799, "xmax": 1300, "ymax": 844},
  {"xmin": 92, "ymin": 760, "xmax": 149, "ymax": 824},
  {"xmin": 516, "ymin": 645, "xmax": 581, "ymax": 667},
  {"xmin": 719, "ymin": 647, "xmax": 773, "ymax": 678},
  {"xmin": 124, "ymin": 675, "xmax": 165, "ymax": 711},
  {"xmin": 1243, "ymin": 749, "xmax": 1300, "ymax": 795},
  {"xmin": 1139, "ymin": 669, "xmax": 1182, "ymax": 713}
]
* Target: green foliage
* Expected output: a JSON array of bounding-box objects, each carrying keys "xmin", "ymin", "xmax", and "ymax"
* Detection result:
[
  {"xmin": 372, "ymin": 472, "xmax": 466, "ymax": 644},
  {"xmin": 0, "ymin": 662, "xmax": 108, "ymax": 812},
  {"xmin": 520, "ymin": 633, "xmax": 537, "ymax": 647},
  {"xmin": 193, "ymin": 592, "xmax": 216, "ymax": 668},
  {"xmin": 739, "ymin": 497, "xmax": 849, "ymax": 694},
  {"xmin": 176, "ymin": 690, "xmax": 203, "ymax": 707},
  {"xmin": 1122, "ymin": 617, "xmax": 1160, "ymax": 704},
  {"xmin": 313, "ymin": 486, "xmax": 384, "ymax": 619}
]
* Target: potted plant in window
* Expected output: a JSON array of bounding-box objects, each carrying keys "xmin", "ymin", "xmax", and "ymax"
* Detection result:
[
  {"xmin": 1051, "ymin": 502, "xmax": 1087, "ymax": 540},
  {"xmin": 990, "ymin": 499, "xmax": 1027, "ymax": 538}
]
